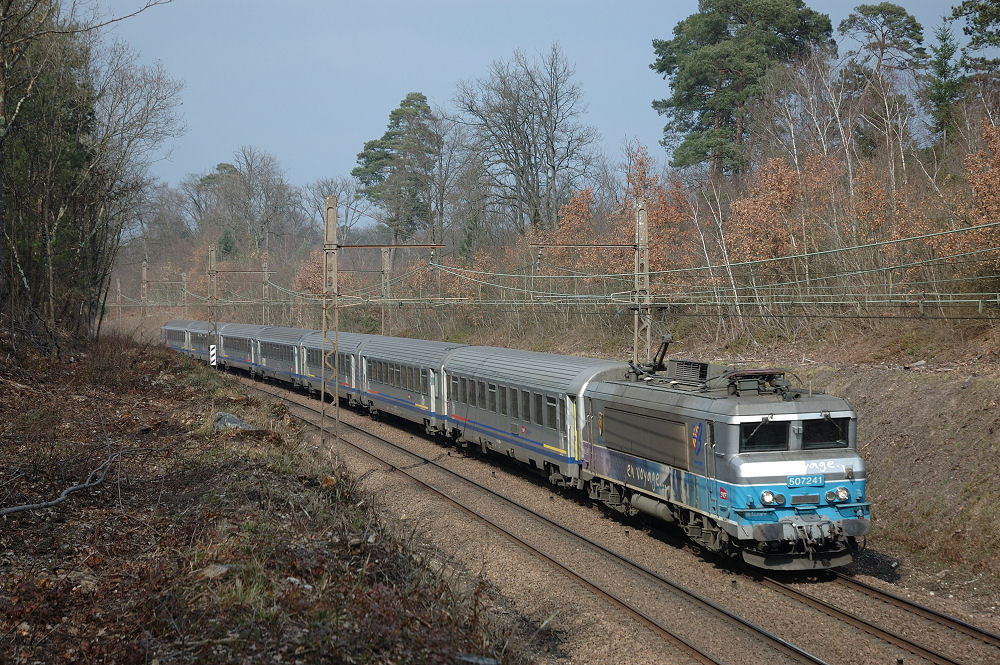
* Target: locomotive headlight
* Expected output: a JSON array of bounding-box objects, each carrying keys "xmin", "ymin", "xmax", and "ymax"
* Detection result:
[
  {"xmin": 826, "ymin": 487, "xmax": 851, "ymax": 503},
  {"xmin": 760, "ymin": 490, "xmax": 776, "ymax": 505}
]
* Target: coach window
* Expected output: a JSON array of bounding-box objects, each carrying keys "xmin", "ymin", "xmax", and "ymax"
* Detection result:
[
  {"xmin": 545, "ymin": 395, "xmax": 558, "ymax": 430},
  {"xmin": 499, "ymin": 386, "xmax": 508, "ymax": 415},
  {"xmin": 460, "ymin": 377, "xmax": 468, "ymax": 403},
  {"xmin": 522, "ymin": 391, "xmax": 531, "ymax": 422},
  {"xmin": 420, "ymin": 369, "xmax": 428, "ymax": 395},
  {"xmin": 533, "ymin": 393, "xmax": 543, "ymax": 425},
  {"xmin": 476, "ymin": 381, "xmax": 486, "ymax": 410},
  {"xmin": 510, "ymin": 389, "xmax": 519, "ymax": 419},
  {"xmin": 488, "ymin": 384, "xmax": 498, "ymax": 412}
]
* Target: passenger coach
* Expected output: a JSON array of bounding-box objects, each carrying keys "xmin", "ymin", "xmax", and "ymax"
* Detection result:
[
  {"xmin": 443, "ymin": 346, "xmax": 626, "ymax": 484},
  {"xmin": 360, "ymin": 336, "xmax": 464, "ymax": 434}
]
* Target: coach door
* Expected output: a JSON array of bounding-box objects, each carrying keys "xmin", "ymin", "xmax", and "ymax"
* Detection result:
[
  {"xmin": 580, "ymin": 397, "xmax": 595, "ymax": 468},
  {"xmin": 428, "ymin": 369, "xmax": 437, "ymax": 413},
  {"xmin": 705, "ymin": 421, "xmax": 718, "ymax": 514},
  {"xmin": 565, "ymin": 395, "xmax": 577, "ymax": 460}
]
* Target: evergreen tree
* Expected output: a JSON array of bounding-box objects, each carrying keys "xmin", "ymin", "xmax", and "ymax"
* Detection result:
[
  {"xmin": 951, "ymin": 0, "xmax": 1000, "ymax": 71},
  {"xmin": 923, "ymin": 22, "xmax": 966, "ymax": 139},
  {"xmin": 352, "ymin": 92, "xmax": 439, "ymax": 242},
  {"xmin": 838, "ymin": 3, "xmax": 928, "ymax": 74},
  {"xmin": 650, "ymin": 0, "xmax": 834, "ymax": 175}
]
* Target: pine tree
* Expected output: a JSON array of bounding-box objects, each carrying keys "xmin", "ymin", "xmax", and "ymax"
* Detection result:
[
  {"xmin": 352, "ymin": 92, "xmax": 439, "ymax": 242},
  {"xmin": 923, "ymin": 22, "xmax": 966, "ymax": 139},
  {"xmin": 650, "ymin": 0, "xmax": 834, "ymax": 175}
]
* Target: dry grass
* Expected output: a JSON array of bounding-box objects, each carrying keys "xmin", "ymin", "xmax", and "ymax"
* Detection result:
[{"xmin": 0, "ymin": 335, "xmax": 529, "ymax": 664}]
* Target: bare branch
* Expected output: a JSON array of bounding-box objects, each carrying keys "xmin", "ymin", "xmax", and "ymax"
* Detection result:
[{"xmin": 0, "ymin": 449, "xmax": 127, "ymax": 516}]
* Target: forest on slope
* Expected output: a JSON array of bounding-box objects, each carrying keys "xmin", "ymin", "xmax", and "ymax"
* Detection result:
[{"xmin": 2, "ymin": 1, "xmax": 999, "ymax": 351}]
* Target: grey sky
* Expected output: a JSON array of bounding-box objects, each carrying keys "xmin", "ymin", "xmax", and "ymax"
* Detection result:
[{"xmin": 103, "ymin": 0, "xmax": 959, "ymax": 190}]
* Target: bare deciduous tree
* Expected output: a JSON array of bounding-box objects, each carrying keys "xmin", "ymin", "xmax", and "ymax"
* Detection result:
[{"xmin": 455, "ymin": 43, "xmax": 597, "ymax": 234}]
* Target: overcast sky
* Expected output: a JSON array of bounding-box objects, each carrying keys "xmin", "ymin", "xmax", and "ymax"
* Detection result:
[{"xmin": 103, "ymin": 0, "xmax": 959, "ymax": 190}]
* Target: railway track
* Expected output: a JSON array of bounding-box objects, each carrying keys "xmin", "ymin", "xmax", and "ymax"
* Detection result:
[
  {"xmin": 243, "ymin": 376, "xmax": 828, "ymax": 665},
  {"xmin": 758, "ymin": 571, "xmax": 1000, "ymax": 664},
  {"xmin": 831, "ymin": 572, "xmax": 1000, "ymax": 650},
  {"xmin": 759, "ymin": 576, "xmax": 962, "ymax": 665}
]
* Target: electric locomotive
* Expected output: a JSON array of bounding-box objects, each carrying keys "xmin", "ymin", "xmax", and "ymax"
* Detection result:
[{"xmin": 583, "ymin": 354, "xmax": 870, "ymax": 569}]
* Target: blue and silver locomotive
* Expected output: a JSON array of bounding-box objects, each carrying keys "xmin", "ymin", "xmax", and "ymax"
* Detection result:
[{"xmin": 582, "ymin": 359, "xmax": 870, "ymax": 569}]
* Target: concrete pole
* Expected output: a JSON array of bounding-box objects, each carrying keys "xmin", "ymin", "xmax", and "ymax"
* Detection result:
[
  {"xmin": 141, "ymin": 259, "xmax": 148, "ymax": 318},
  {"xmin": 380, "ymin": 247, "xmax": 390, "ymax": 336},
  {"xmin": 262, "ymin": 260, "xmax": 269, "ymax": 325},
  {"xmin": 181, "ymin": 272, "xmax": 188, "ymax": 318},
  {"xmin": 633, "ymin": 200, "xmax": 650, "ymax": 365},
  {"xmin": 321, "ymin": 195, "xmax": 339, "ymax": 455},
  {"xmin": 209, "ymin": 245, "xmax": 218, "ymax": 348}
]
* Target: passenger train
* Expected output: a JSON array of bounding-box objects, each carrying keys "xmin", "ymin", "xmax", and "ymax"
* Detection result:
[{"xmin": 161, "ymin": 320, "xmax": 871, "ymax": 570}]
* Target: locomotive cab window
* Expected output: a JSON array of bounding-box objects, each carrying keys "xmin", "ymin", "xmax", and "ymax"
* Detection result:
[
  {"xmin": 740, "ymin": 419, "xmax": 789, "ymax": 452},
  {"xmin": 802, "ymin": 417, "xmax": 850, "ymax": 449}
]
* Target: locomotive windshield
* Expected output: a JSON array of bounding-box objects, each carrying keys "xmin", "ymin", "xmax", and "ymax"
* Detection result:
[
  {"xmin": 740, "ymin": 420, "xmax": 788, "ymax": 452},
  {"xmin": 802, "ymin": 417, "xmax": 850, "ymax": 449}
]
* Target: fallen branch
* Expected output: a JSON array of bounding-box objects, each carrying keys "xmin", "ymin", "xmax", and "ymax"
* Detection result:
[{"xmin": 0, "ymin": 450, "xmax": 125, "ymax": 517}]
